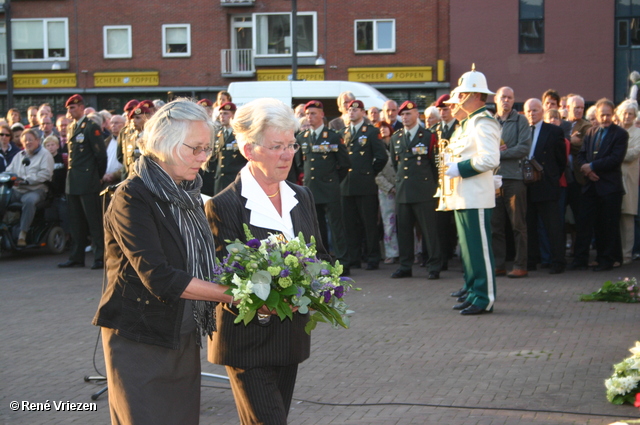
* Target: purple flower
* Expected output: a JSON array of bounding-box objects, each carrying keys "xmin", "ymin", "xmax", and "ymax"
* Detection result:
[
  {"xmin": 231, "ymin": 261, "xmax": 245, "ymax": 271},
  {"xmin": 334, "ymin": 285, "xmax": 344, "ymax": 299},
  {"xmin": 247, "ymin": 239, "xmax": 261, "ymax": 249},
  {"xmin": 280, "ymin": 269, "xmax": 290, "ymax": 278},
  {"xmin": 296, "ymin": 286, "xmax": 305, "ymax": 298},
  {"xmin": 284, "ymin": 251, "xmax": 292, "ymax": 257},
  {"xmin": 320, "ymin": 269, "xmax": 330, "ymax": 276},
  {"xmin": 323, "ymin": 291, "xmax": 332, "ymax": 303}
]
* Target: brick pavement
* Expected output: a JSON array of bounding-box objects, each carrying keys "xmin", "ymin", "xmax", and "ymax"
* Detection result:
[{"xmin": 1, "ymin": 251, "xmax": 639, "ymax": 424}]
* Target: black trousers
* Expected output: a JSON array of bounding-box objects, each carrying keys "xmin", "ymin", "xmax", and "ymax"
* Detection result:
[
  {"xmin": 527, "ymin": 198, "xmax": 566, "ymax": 269},
  {"xmin": 67, "ymin": 192, "xmax": 104, "ymax": 263},
  {"xmin": 573, "ymin": 186, "xmax": 623, "ymax": 268},
  {"xmin": 342, "ymin": 194, "xmax": 380, "ymax": 266},
  {"xmin": 315, "ymin": 201, "xmax": 348, "ymax": 265},
  {"xmin": 396, "ymin": 199, "xmax": 441, "ymax": 272},
  {"xmin": 225, "ymin": 364, "xmax": 298, "ymax": 425}
]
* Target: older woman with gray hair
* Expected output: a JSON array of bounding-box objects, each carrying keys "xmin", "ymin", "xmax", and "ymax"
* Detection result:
[
  {"xmin": 205, "ymin": 98, "xmax": 329, "ymax": 425},
  {"xmin": 92, "ymin": 98, "xmax": 232, "ymax": 425},
  {"xmin": 616, "ymin": 99, "xmax": 640, "ymax": 264}
]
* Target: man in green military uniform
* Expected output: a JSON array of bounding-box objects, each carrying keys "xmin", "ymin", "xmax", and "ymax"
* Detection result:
[
  {"xmin": 122, "ymin": 105, "xmax": 149, "ymax": 178},
  {"xmin": 201, "ymin": 102, "xmax": 246, "ymax": 196},
  {"xmin": 58, "ymin": 94, "xmax": 108, "ymax": 270},
  {"xmin": 295, "ymin": 100, "xmax": 351, "ymax": 272},
  {"xmin": 340, "ymin": 99, "xmax": 388, "ymax": 270},
  {"xmin": 390, "ymin": 100, "xmax": 442, "ymax": 280}
]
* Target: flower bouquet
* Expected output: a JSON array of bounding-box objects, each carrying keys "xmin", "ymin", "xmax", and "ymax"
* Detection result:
[
  {"xmin": 605, "ymin": 342, "xmax": 640, "ymax": 405},
  {"xmin": 211, "ymin": 224, "xmax": 358, "ymax": 335},
  {"xmin": 579, "ymin": 277, "xmax": 640, "ymax": 303}
]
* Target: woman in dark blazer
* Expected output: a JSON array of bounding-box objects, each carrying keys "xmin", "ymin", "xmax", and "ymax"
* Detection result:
[
  {"xmin": 205, "ymin": 98, "xmax": 328, "ymax": 425},
  {"xmin": 93, "ymin": 99, "xmax": 232, "ymax": 425}
]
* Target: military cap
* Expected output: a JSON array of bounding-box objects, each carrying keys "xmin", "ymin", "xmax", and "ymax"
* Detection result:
[
  {"xmin": 138, "ymin": 100, "xmax": 154, "ymax": 109},
  {"xmin": 347, "ymin": 99, "xmax": 365, "ymax": 110},
  {"xmin": 128, "ymin": 105, "xmax": 150, "ymax": 120},
  {"xmin": 123, "ymin": 99, "xmax": 139, "ymax": 112},
  {"xmin": 434, "ymin": 94, "xmax": 451, "ymax": 108},
  {"xmin": 219, "ymin": 102, "xmax": 236, "ymax": 112},
  {"xmin": 65, "ymin": 94, "xmax": 84, "ymax": 108},
  {"xmin": 398, "ymin": 100, "xmax": 417, "ymax": 114},
  {"xmin": 197, "ymin": 98, "xmax": 214, "ymax": 107},
  {"xmin": 304, "ymin": 100, "xmax": 323, "ymax": 111}
]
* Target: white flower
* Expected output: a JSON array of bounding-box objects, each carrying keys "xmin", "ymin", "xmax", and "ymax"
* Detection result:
[{"xmin": 629, "ymin": 341, "xmax": 640, "ymax": 357}]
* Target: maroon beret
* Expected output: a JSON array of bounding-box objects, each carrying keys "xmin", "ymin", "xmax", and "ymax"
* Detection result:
[
  {"xmin": 347, "ymin": 99, "xmax": 365, "ymax": 110},
  {"xmin": 65, "ymin": 94, "xmax": 84, "ymax": 108},
  {"xmin": 304, "ymin": 100, "xmax": 323, "ymax": 111},
  {"xmin": 138, "ymin": 100, "xmax": 154, "ymax": 109},
  {"xmin": 128, "ymin": 105, "xmax": 150, "ymax": 119},
  {"xmin": 398, "ymin": 100, "xmax": 417, "ymax": 114},
  {"xmin": 219, "ymin": 102, "xmax": 236, "ymax": 112},
  {"xmin": 197, "ymin": 98, "xmax": 214, "ymax": 107},
  {"xmin": 434, "ymin": 94, "xmax": 451, "ymax": 108},
  {"xmin": 123, "ymin": 99, "xmax": 139, "ymax": 112}
]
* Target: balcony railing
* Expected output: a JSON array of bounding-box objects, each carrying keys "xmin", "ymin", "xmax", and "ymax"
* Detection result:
[
  {"xmin": 221, "ymin": 49, "xmax": 255, "ymax": 77},
  {"xmin": 220, "ymin": 0, "xmax": 255, "ymax": 6},
  {"xmin": 0, "ymin": 54, "xmax": 7, "ymax": 81}
]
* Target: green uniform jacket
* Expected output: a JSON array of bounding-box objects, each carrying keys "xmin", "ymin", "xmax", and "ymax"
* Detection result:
[
  {"xmin": 295, "ymin": 125, "xmax": 350, "ymax": 204},
  {"xmin": 202, "ymin": 128, "xmax": 247, "ymax": 196},
  {"xmin": 391, "ymin": 127, "xmax": 438, "ymax": 203},
  {"xmin": 66, "ymin": 116, "xmax": 107, "ymax": 195},
  {"xmin": 340, "ymin": 123, "xmax": 388, "ymax": 196}
]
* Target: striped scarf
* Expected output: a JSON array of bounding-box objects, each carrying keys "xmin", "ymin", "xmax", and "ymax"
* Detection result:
[{"xmin": 135, "ymin": 155, "xmax": 216, "ymax": 347}]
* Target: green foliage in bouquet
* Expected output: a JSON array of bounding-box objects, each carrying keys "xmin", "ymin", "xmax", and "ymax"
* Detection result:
[
  {"xmin": 579, "ymin": 277, "xmax": 640, "ymax": 303},
  {"xmin": 605, "ymin": 342, "xmax": 640, "ymax": 405}
]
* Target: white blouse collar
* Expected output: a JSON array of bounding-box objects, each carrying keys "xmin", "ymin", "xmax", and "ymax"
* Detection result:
[{"xmin": 240, "ymin": 165, "xmax": 298, "ymax": 240}]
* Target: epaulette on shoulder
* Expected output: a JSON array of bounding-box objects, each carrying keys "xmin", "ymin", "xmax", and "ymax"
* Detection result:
[{"xmin": 392, "ymin": 128, "xmax": 403, "ymax": 135}]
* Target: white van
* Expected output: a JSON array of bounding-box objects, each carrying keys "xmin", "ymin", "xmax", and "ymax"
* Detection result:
[{"xmin": 227, "ymin": 80, "xmax": 388, "ymax": 120}]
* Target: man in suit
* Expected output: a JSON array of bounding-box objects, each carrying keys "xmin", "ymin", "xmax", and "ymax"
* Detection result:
[
  {"xmin": 390, "ymin": 100, "xmax": 441, "ymax": 279},
  {"xmin": 201, "ymin": 102, "xmax": 246, "ymax": 196},
  {"xmin": 523, "ymin": 98, "xmax": 567, "ymax": 274},
  {"xmin": 340, "ymin": 99, "xmax": 388, "ymax": 270},
  {"xmin": 382, "ymin": 100, "xmax": 403, "ymax": 131},
  {"xmin": 542, "ymin": 89, "xmax": 572, "ymax": 138},
  {"xmin": 296, "ymin": 100, "xmax": 351, "ymax": 271},
  {"xmin": 433, "ymin": 94, "xmax": 459, "ymax": 270},
  {"xmin": 58, "ymin": 94, "xmax": 107, "ymax": 270},
  {"xmin": 570, "ymin": 98, "xmax": 629, "ymax": 271}
]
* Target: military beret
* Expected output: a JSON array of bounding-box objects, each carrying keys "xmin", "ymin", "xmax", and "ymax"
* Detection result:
[
  {"xmin": 348, "ymin": 99, "xmax": 365, "ymax": 110},
  {"xmin": 197, "ymin": 98, "xmax": 214, "ymax": 107},
  {"xmin": 128, "ymin": 105, "xmax": 150, "ymax": 119},
  {"xmin": 304, "ymin": 100, "xmax": 323, "ymax": 111},
  {"xmin": 123, "ymin": 99, "xmax": 139, "ymax": 112},
  {"xmin": 138, "ymin": 100, "xmax": 154, "ymax": 109},
  {"xmin": 219, "ymin": 102, "xmax": 236, "ymax": 112},
  {"xmin": 434, "ymin": 94, "xmax": 451, "ymax": 108},
  {"xmin": 65, "ymin": 94, "xmax": 84, "ymax": 108},
  {"xmin": 398, "ymin": 100, "xmax": 417, "ymax": 114}
]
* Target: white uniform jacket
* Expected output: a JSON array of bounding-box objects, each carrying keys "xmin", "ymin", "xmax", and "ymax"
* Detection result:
[{"xmin": 445, "ymin": 107, "xmax": 500, "ymax": 210}]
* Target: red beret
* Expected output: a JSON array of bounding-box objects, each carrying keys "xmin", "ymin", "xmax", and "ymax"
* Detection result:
[
  {"xmin": 398, "ymin": 100, "xmax": 417, "ymax": 114},
  {"xmin": 128, "ymin": 105, "xmax": 150, "ymax": 119},
  {"xmin": 348, "ymin": 100, "xmax": 365, "ymax": 110},
  {"xmin": 65, "ymin": 94, "xmax": 84, "ymax": 108},
  {"xmin": 123, "ymin": 99, "xmax": 139, "ymax": 112},
  {"xmin": 138, "ymin": 100, "xmax": 154, "ymax": 109},
  {"xmin": 219, "ymin": 102, "xmax": 236, "ymax": 112},
  {"xmin": 304, "ymin": 100, "xmax": 323, "ymax": 111},
  {"xmin": 434, "ymin": 94, "xmax": 451, "ymax": 108},
  {"xmin": 197, "ymin": 98, "xmax": 214, "ymax": 107}
]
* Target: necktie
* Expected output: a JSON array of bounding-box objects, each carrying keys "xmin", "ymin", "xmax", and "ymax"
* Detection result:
[
  {"xmin": 443, "ymin": 123, "xmax": 448, "ymax": 134},
  {"xmin": 351, "ymin": 126, "xmax": 356, "ymax": 136},
  {"xmin": 594, "ymin": 129, "xmax": 603, "ymax": 152},
  {"xmin": 529, "ymin": 125, "xmax": 536, "ymax": 158},
  {"xmin": 311, "ymin": 130, "xmax": 317, "ymax": 143}
]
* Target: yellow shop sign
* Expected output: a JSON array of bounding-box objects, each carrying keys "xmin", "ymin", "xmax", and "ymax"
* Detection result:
[
  {"xmin": 13, "ymin": 73, "xmax": 77, "ymax": 88},
  {"xmin": 348, "ymin": 67, "xmax": 433, "ymax": 83},
  {"xmin": 257, "ymin": 69, "xmax": 324, "ymax": 81},
  {"xmin": 94, "ymin": 72, "xmax": 159, "ymax": 87}
]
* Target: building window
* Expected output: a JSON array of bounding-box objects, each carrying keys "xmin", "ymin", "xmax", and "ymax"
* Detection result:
[
  {"xmin": 12, "ymin": 18, "xmax": 68, "ymax": 61},
  {"xmin": 162, "ymin": 24, "xmax": 191, "ymax": 57},
  {"xmin": 254, "ymin": 12, "xmax": 316, "ymax": 57},
  {"xmin": 519, "ymin": 0, "xmax": 544, "ymax": 53},
  {"xmin": 104, "ymin": 25, "xmax": 132, "ymax": 59},
  {"xmin": 354, "ymin": 19, "xmax": 395, "ymax": 53}
]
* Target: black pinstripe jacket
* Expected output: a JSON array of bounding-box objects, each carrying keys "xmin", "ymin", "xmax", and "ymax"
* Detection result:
[{"xmin": 204, "ymin": 174, "xmax": 328, "ymax": 368}]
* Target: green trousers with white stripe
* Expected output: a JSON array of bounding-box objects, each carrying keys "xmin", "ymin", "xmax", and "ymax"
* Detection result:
[{"xmin": 455, "ymin": 208, "xmax": 496, "ymax": 311}]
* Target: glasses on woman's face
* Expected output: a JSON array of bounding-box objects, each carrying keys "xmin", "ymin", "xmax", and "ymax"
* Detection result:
[
  {"xmin": 182, "ymin": 143, "xmax": 213, "ymax": 156},
  {"xmin": 259, "ymin": 143, "xmax": 300, "ymax": 154},
  {"xmin": 0, "ymin": 133, "xmax": 11, "ymax": 137}
]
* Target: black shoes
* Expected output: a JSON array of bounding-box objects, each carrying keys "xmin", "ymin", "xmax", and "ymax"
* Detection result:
[
  {"xmin": 593, "ymin": 264, "xmax": 613, "ymax": 272},
  {"xmin": 457, "ymin": 294, "xmax": 467, "ymax": 302},
  {"xmin": 549, "ymin": 266, "xmax": 565, "ymax": 274},
  {"xmin": 568, "ymin": 263, "xmax": 588, "ymax": 271},
  {"xmin": 453, "ymin": 300, "xmax": 471, "ymax": 310},
  {"xmin": 58, "ymin": 260, "xmax": 85, "ymax": 268},
  {"xmin": 365, "ymin": 262, "xmax": 379, "ymax": 270},
  {"xmin": 450, "ymin": 288, "xmax": 467, "ymax": 298},
  {"xmin": 91, "ymin": 260, "xmax": 104, "ymax": 270},
  {"xmin": 460, "ymin": 304, "xmax": 493, "ymax": 315},
  {"xmin": 391, "ymin": 269, "xmax": 412, "ymax": 278},
  {"xmin": 428, "ymin": 271, "xmax": 440, "ymax": 280}
]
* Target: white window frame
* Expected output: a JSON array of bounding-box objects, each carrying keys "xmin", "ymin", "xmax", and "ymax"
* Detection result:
[
  {"xmin": 253, "ymin": 12, "xmax": 317, "ymax": 58},
  {"xmin": 103, "ymin": 25, "xmax": 132, "ymax": 59},
  {"xmin": 354, "ymin": 19, "xmax": 396, "ymax": 53},
  {"xmin": 162, "ymin": 24, "xmax": 191, "ymax": 58},
  {"xmin": 12, "ymin": 18, "xmax": 69, "ymax": 62}
]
